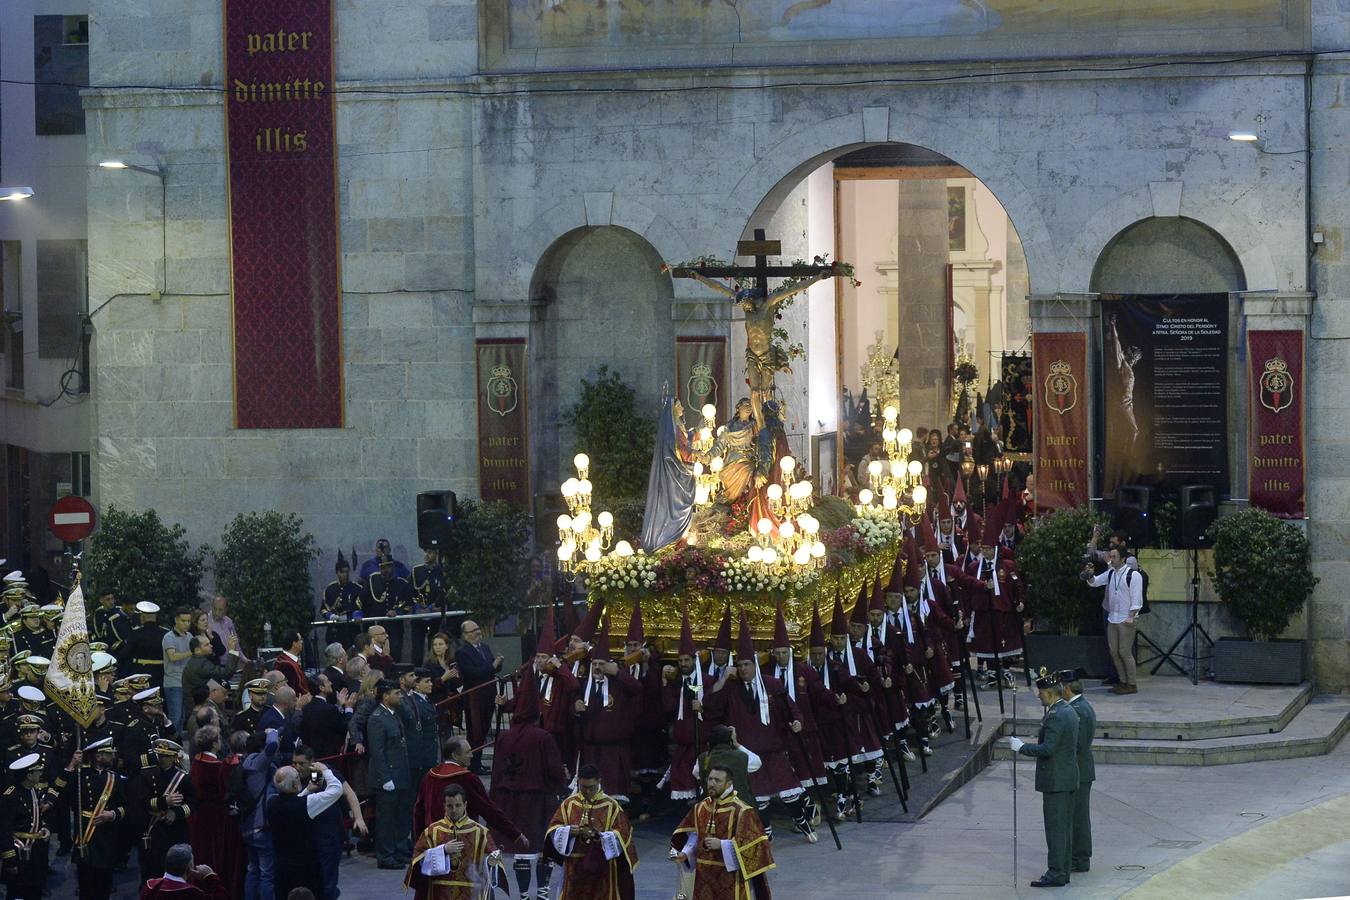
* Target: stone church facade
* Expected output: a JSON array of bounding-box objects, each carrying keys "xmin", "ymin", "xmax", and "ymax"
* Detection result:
[{"xmin": 83, "ymin": 1, "xmax": 1349, "ymax": 684}]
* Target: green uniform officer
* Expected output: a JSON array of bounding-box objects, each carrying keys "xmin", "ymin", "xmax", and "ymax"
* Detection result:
[
  {"xmin": 1009, "ymin": 671, "xmax": 1080, "ymax": 888},
  {"xmin": 1058, "ymin": 668, "xmax": 1096, "ymax": 874}
]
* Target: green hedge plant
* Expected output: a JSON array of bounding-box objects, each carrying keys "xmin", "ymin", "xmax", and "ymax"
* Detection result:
[
  {"xmin": 1017, "ymin": 505, "xmax": 1109, "ymax": 636},
  {"xmin": 444, "ymin": 499, "xmax": 533, "ymax": 629},
  {"xmin": 85, "ymin": 506, "xmax": 208, "ymax": 609},
  {"xmin": 1207, "ymin": 509, "xmax": 1317, "ymax": 641},
  {"xmin": 213, "ymin": 511, "xmax": 320, "ymax": 652}
]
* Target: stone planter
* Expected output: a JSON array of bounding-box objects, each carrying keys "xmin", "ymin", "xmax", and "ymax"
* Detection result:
[
  {"xmin": 1213, "ymin": 637, "xmax": 1305, "ymax": 685},
  {"xmin": 1023, "ymin": 632, "xmax": 1115, "ymax": 679}
]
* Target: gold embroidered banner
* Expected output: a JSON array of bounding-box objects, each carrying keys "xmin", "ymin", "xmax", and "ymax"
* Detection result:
[
  {"xmin": 1032, "ymin": 332, "xmax": 1089, "ymax": 510},
  {"xmin": 476, "ymin": 339, "xmax": 530, "ymax": 507},
  {"xmin": 1247, "ymin": 330, "xmax": 1305, "ymax": 518}
]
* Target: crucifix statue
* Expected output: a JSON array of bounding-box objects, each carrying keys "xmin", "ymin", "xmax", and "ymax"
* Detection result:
[{"xmin": 667, "ymin": 229, "xmax": 850, "ymax": 428}]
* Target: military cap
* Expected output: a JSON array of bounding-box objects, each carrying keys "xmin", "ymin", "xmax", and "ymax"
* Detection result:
[
  {"xmin": 91, "ymin": 651, "xmax": 117, "ymax": 674},
  {"xmin": 83, "ymin": 737, "xmax": 115, "ymax": 754},
  {"xmin": 134, "ymin": 601, "xmax": 160, "ymax": 615},
  {"xmin": 19, "ymin": 603, "xmax": 41, "ymax": 618},
  {"xmin": 89, "ymin": 641, "xmax": 109, "ymax": 653},
  {"xmin": 1034, "ymin": 671, "xmax": 1062, "ymax": 691},
  {"xmin": 7, "ymin": 753, "xmax": 41, "ymax": 773},
  {"xmin": 14, "ymin": 714, "xmax": 42, "ymax": 732},
  {"xmin": 244, "ymin": 678, "xmax": 271, "ymax": 696},
  {"xmin": 16, "ymin": 686, "xmax": 44, "ymax": 704},
  {"xmin": 152, "ymin": 739, "xmax": 184, "ymax": 757},
  {"xmin": 133, "ymin": 686, "xmax": 163, "ymax": 704}
]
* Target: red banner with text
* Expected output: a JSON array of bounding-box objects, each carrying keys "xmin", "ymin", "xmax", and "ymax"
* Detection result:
[
  {"xmin": 1032, "ymin": 332, "xmax": 1089, "ymax": 511},
  {"xmin": 1247, "ymin": 330, "xmax": 1305, "ymax": 518},
  {"xmin": 477, "ymin": 340, "xmax": 531, "ymax": 507},
  {"xmin": 225, "ymin": 0, "xmax": 343, "ymax": 428}
]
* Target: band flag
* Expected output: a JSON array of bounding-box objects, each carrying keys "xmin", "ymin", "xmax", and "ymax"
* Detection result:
[
  {"xmin": 44, "ymin": 583, "xmax": 99, "ymax": 729},
  {"xmin": 1247, "ymin": 330, "xmax": 1305, "ymax": 518}
]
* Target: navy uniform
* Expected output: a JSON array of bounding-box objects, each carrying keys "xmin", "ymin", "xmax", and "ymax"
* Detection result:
[
  {"xmin": 1058, "ymin": 669, "xmax": 1097, "ymax": 875},
  {"xmin": 62, "ymin": 737, "xmax": 126, "ymax": 900},
  {"xmin": 10, "ymin": 606, "xmax": 54, "ymax": 660},
  {"xmin": 120, "ymin": 688, "xmax": 178, "ymax": 776},
  {"xmin": 0, "ymin": 752, "xmax": 56, "ymax": 900},
  {"xmin": 409, "ymin": 554, "xmax": 445, "ymax": 661},
  {"xmin": 93, "ymin": 599, "xmax": 133, "ymax": 660},
  {"xmin": 3, "ymin": 716, "xmax": 57, "ymax": 790},
  {"xmin": 130, "ymin": 738, "xmax": 193, "ymax": 884},
  {"xmin": 232, "ymin": 679, "xmax": 272, "ymax": 736},
  {"xmin": 125, "ymin": 602, "xmax": 168, "ymax": 688},
  {"xmin": 323, "ymin": 553, "xmax": 364, "ymax": 648},
  {"xmin": 105, "ymin": 675, "xmax": 151, "ymax": 731},
  {"xmin": 366, "ymin": 566, "xmax": 412, "ymax": 661},
  {"xmin": 1012, "ymin": 672, "xmax": 1081, "ymax": 888}
]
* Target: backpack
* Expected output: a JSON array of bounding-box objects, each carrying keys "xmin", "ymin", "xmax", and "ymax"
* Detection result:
[
  {"xmin": 1125, "ymin": 566, "xmax": 1151, "ymax": 615},
  {"xmin": 227, "ymin": 758, "xmax": 269, "ymax": 822}
]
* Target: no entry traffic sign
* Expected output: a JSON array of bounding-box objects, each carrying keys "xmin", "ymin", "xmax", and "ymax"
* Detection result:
[{"xmin": 49, "ymin": 495, "xmax": 97, "ymax": 543}]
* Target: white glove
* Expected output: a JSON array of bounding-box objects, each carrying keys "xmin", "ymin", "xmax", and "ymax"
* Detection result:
[
  {"xmin": 383, "ymin": 780, "xmax": 396, "ymax": 792},
  {"xmin": 1008, "ymin": 737, "xmax": 1025, "ymax": 752}
]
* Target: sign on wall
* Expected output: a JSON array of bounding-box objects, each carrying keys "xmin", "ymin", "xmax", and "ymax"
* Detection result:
[
  {"xmin": 476, "ymin": 339, "xmax": 531, "ymax": 507},
  {"xmin": 1032, "ymin": 332, "xmax": 1089, "ymax": 511},
  {"xmin": 225, "ymin": 0, "xmax": 343, "ymax": 428},
  {"xmin": 1247, "ymin": 330, "xmax": 1305, "ymax": 518},
  {"xmin": 1099, "ymin": 294, "xmax": 1229, "ymax": 497}
]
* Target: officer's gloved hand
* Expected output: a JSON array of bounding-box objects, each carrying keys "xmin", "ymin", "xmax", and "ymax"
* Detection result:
[
  {"xmin": 1008, "ymin": 736, "xmax": 1025, "ymax": 752},
  {"xmin": 383, "ymin": 780, "xmax": 396, "ymax": 792}
]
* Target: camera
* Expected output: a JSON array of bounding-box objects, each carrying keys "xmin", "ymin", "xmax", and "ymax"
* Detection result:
[{"xmin": 310, "ymin": 769, "xmax": 324, "ymax": 786}]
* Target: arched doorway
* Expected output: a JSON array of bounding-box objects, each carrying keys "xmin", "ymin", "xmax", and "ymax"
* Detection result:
[
  {"xmin": 530, "ymin": 226, "xmax": 674, "ymax": 490},
  {"xmin": 737, "ymin": 142, "xmax": 1031, "ymax": 498},
  {"xmin": 1091, "ymin": 217, "xmax": 1247, "ymax": 294}
]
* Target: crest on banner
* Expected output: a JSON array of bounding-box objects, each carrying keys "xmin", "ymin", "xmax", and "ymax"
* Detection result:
[
  {"xmin": 1045, "ymin": 359, "xmax": 1078, "ymax": 415},
  {"xmin": 486, "ymin": 364, "xmax": 518, "ymax": 417},
  {"xmin": 1259, "ymin": 356, "xmax": 1294, "ymax": 414}
]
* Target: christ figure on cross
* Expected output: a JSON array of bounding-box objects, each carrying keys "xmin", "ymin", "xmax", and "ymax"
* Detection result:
[{"xmin": 667, "ymin": 229, "xmax": 850, "ymax": 429}]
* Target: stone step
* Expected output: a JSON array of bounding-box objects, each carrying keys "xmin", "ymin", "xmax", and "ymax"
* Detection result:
[
  {"xmin": 1006, "ymin": 681, "xmax": 1313, "ymax": 741},
  {"xmin": 993, "ymin": 695, "xmax": 1350, "ymax": 766}
]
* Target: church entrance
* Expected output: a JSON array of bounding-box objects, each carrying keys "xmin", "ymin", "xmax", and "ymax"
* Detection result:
[{"xmin": 738, "ymin": 142, "xmax": 1030, "ymax": 504}]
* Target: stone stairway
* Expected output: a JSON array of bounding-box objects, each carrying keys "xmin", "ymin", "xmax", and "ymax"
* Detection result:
[{"xmin": 991, "ymin": 678, "xmax": 1350, "ymax": 766}]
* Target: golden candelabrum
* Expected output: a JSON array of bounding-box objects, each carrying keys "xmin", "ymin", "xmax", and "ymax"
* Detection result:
[
  {"xmin": 556, "ymin": 453, "xmax": 614, "ymax": 579},
  {"xmin": 749, "ymin": 456, "xmax": 827, "ymax": 572},
  {"xmin": 692, "ymin": 404, "xmax": 724, "ymax": 508},
  {"xmin": 860, "ymin": 330, "xmax": 901, "ymax": 428},
  {"xmin": 857, "ymin": 404, "xmax": 927, "ymax": 522}
]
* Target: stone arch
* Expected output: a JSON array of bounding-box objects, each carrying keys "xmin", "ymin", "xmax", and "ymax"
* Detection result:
[
  {"xmin": 723, "ymin": 111, "xmax": 1058, "ymax": 295},
  {"xmin": 529, "ymin": 225, "xmax": 675, "ymax": 488},
  {"xmin": 502, "ymin": 195, "xmax": 694, "ymax": 303},
  {"xmin": 1090, "ymin": 217, "xmax": 1247, "ymax": 294},
  {"xmin": 1063, "ymin": 184, "xmax": 1277, "ymax": 292}
]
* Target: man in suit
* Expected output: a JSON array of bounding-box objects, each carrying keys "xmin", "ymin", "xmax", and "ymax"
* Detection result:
[
  {"xmin": 366, "ymin": 680, "xmax": 413, "ymax": 869},
  {"xmin": 1058, "ymin": 668, "xmax": 1097, "ymax": 875},
  {"xmin": 297, "ymin": 684, "xmax": 349, "ymax": 759},
  {"xmin": 454, "ymin": 619, "xmax": 502, "ymax": 775},
  {"xmin": 321, "ymin": 643, "xmax": 349, "ymax": 695},
  {"xmin": 1008, "ymin": 671, "xmax": 1080, "ymax": 888}
]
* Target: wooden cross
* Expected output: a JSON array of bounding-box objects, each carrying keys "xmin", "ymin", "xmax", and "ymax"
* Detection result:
[{"xmin": 667, "ymin": 228, "xmax": 843, "ymax": 313}]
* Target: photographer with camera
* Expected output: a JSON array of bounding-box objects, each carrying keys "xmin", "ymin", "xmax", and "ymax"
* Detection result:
[
  {"xmin": 268, "ymin": 759, "xmax": 344, "ymax": 900},
  {"xmin": 1082, "ymin": 546, "xmax": 1143, "ymax": 695}
]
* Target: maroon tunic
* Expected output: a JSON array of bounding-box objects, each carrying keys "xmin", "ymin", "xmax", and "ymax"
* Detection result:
[
  {"xmin": 488, "ymin": 719, "xmax": 567, "ymax": 853},
  {"xmin": 628, "ymin": 658, "xmax": 669, "ymax": 776},
  {"xmin": 576, "ymin": 669, "xmax": 640, "ymax": 800},
  {"xmin": 895, "ymin": 607, "xmax": 936, "ymax": 708},
  {"xmin": 769, "ymin": 660, "xmax": 828, "ymax": 786},
  {"xmin": 825, "ymin": 649, "xmax": 883, "ymax": 764},
  {"xmin": 187, "ymin": 754, "xmax": 244, "ymax": 899},
  {"xmin": 858, "ymin": 627, "xmax": 910, "ymax": 731},
  {"xmin": 919, "ymin": 576, "xmax": 958, "ymax": 692},
  {"xmin": 661, "ymin": 673, "xmax": 705, "ymax": 800},
  {"xmin": 703, "ymin": 673, "xmax": 803, "ymax": 800},
  {"xmin": 804, "ymin": 660, "xmax": 852, "ymax": 766},
  {"xmin": 412, "ymin": 763, "xmax": 524, "ymax": 848},
  {"xmin": 959, "ymin": 556, "xmax": 1025, "ymax": 659}
]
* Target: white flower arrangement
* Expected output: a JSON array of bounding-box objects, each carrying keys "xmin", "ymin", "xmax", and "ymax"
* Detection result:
[
  {"xmin": 584, "ymin": 550, "xmax": 658, "ymax": 593},
  {"xmin": 721, "ymin": 555, "xmax": 821, "ymax": 595},
  {"xmin": 850, "ymin": 515, "xmax": 903, "ymax": 552}
]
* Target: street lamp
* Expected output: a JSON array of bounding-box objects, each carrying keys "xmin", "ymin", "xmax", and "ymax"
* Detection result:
[
  {"xmin": 98, "ymin": 159, "xmax": 167, "ymax": 296},
  {"xmin": 0, "ymin": 188, "xmax": 34, "ymax": 201}
]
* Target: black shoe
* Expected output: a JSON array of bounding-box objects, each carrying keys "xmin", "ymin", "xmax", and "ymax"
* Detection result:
[
  {"xmin": 942, "ymin": 709, "xmax": 955, "ymax": 733},
  {"xmin": 1030, "ymin": 878, "xmax": 1068, "ymax": 887},
  {"xmin": 1102, "ymin": 677, "xmax": 1118, "ymax": 686},
  {"xmin": 1071, "ymin": 865, "xmax": 1090, "ymax": 873}
]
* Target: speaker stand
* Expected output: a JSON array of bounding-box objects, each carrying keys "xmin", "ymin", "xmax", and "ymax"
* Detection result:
[{"xmin": 1152, "ymin": 548, "xmax": 1214, "ymax": 684}]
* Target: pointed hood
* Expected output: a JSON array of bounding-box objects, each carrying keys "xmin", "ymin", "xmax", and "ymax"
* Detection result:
[
  {"xmin": 678, "ymin": 606, "xmax": 696, "ymax": 657},
  {"xmin": 809, "ymin": 602, "xmax": 826, "ymax": 648},
  {"xmin": 920, "ymin": 513, "xmax": 940, "ymax": 555},
  {"xmin": 830, "ymin": 590, "xmax": 850, "ymax": 637},
  {"xmin": 574, "ymin": 597, "xmax": 604, "ymax": 643},
  {"xmin": 849, "ymin": 583, "xmax": 870, "ymax": 626},
  {"xmin": 592, "ymin": 616, "xmax": 613, "ymax": 660},
  {"xmin": 625, "ymin": 601, "xmax": 645, "ymax": 645},
  {"xmin": 869, "ymin": 575, "xmax": 886, "ymax": 611},
  {"xmin": 536, "ymin": 607, "xmax": 557, "ymax": 655},
  {"xmin": 737, "ymin": 610, "xmax": 756, "ymax": 661},
  {"xmin": 772, "ymin": 605, "xmax": 791, "ymax": 649},
  {"xmin": 512, "ymin": 669, "xmax": 541, "ymax": 724},
  {"xmin": 981, "ymin": 497, "xmax": 1004, "ymax": 547},
  {"xmin": 940, "ymin": 492, "xmax": 953, "ymax": 522},
  {"xmin": 904, "ymin": 539, "xmax": 923, "ymax": 590},
  {"xmin": 953, "ymin": 475, "xmax": 967, "ymax": 507},
  {"xmin": 335, "ymin": 549, "xmax": 349, "ymax": 573},
  {"xmin": 885, "ymin": 544, "xmax": 907, "ymax": 592},
  {"xmin": 713, "ymin": 603, "xmax": 733, "ymax": 651}
]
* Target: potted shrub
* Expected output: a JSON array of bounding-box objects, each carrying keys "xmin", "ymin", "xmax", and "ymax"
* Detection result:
[
  {"xmin": 1018, "ymin": 505, "xmax": 1114, "ymax": 677},
  {"xmin": 1207, "ymin": 509, "xmax": 1317, "ymax": 684}
]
